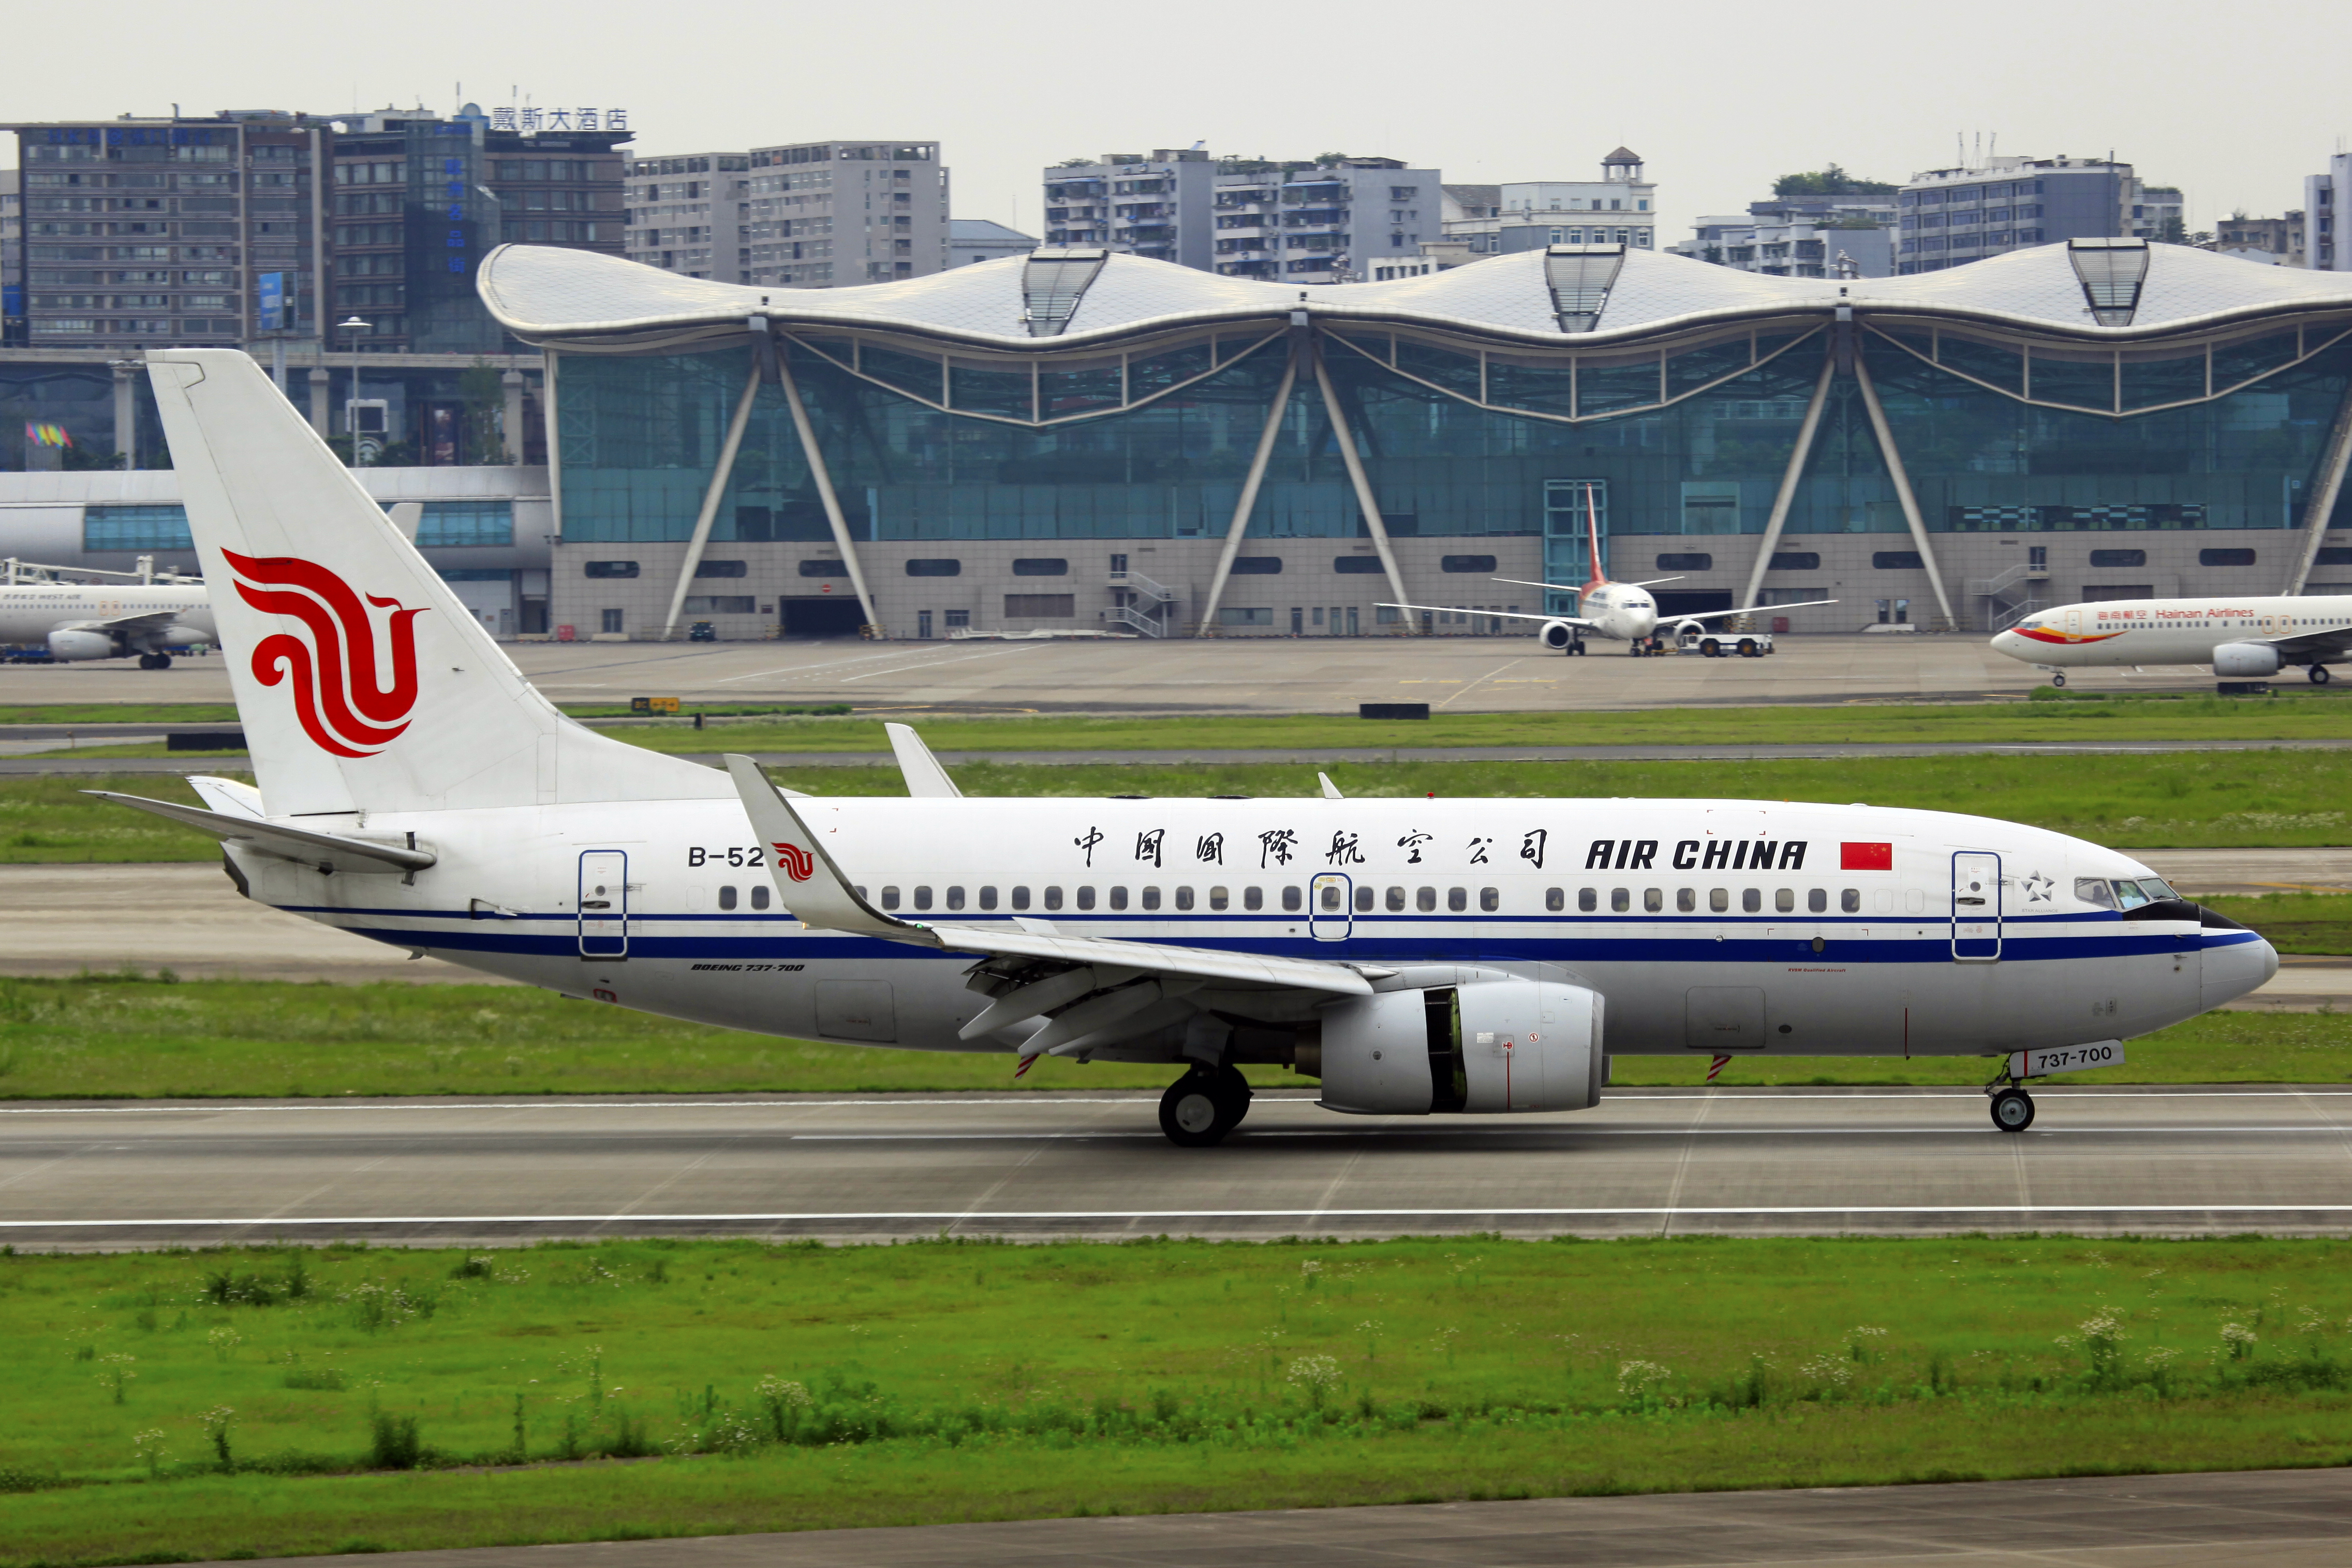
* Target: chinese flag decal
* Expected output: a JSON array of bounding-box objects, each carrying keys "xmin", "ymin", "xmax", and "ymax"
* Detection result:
[{"xmin": 1840, "ymin": 842, "xmax": 1894, "ymax": 871}]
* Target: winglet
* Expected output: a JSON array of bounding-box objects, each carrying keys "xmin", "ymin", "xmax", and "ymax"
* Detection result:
[
  {"xmin": 884, "ymin": 723, "xmax": 963, "ymax": 798},
  {"xmin": 1318, "ymin": 772, "xmax": 1344, "ymax": 800},
  {"xmin": 722, "ymin": 753, "xmax": 922, "ymax": 938}
]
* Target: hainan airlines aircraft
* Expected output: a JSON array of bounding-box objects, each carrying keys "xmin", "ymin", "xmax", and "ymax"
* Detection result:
[
  {"xmin": 1992, "ymin": 595, "xmax": 2352, "ymax": 686},
  {"xmin": 0, "ymin": 571, "xmax": 213, "ymax": 668},
  {"xmin": 101, "ymin": 349, "xmax": 2274, "ymax": 1146},
  {"xmin": 1380, "ymin": 486, "xmax": 1835, "ymax": 656}
]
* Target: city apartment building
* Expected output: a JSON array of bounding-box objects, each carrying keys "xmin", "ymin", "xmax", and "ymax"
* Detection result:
[
  {"xmin": 1896, "ymin": 155, "xmax": 2175, "ymax": 275},
  {"xmin": 1439, "ymin": 150, "xmax": 1658, "ymax": 258},
  {"xmin": 2307, "ymin": 154, "xmax": 2349, "ymax": 271},
  {"xmin": 1042, "ymin": 151, "xmax": 1439, "ymax": 282},
  {"xmin": 1672, "ymin": 194, "xmax": 1897, "ymax": 278},
  {"xmin": 950, "ymin": 219, "xmax": 1038, "ymax": 268},
  {"xmin": 2215, "ymin": 212, "xmax": 2304, "ymax": 267},
  {"xmin": 628, "ymin": 141, "xmax": 949, "ymax": 288}
]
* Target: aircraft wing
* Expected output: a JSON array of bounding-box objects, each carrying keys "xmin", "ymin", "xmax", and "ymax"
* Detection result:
[
  {"xmin": 66, "ymin": 610, "xmax": 183, "ymax": 633},
  {"xmin": 724, "ymin": 755, "xmax": 1375, "ymax": 1052},
  {"xmin": 2252, "ymin": 627, "xmax": 2352, "ymax": 660},
  {"xmin": 1376, "ymin": 601, "xmax": 1597, "ymax": 629},
  {"xmin": 84, "ymin": 790, "xmax": 436, "ymax": 874},
  {"xmin": 1487, "ymin": 575, "xmax": 1684, "ymax": 592},
  {"xmin": 1665, "ymin": 598, "xmax": 1840, "ymax": 623}
]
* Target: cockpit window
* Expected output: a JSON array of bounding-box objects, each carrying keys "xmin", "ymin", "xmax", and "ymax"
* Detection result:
[
  {"xmin": 2074, "ymin": 878, "xmax": 2116, "ymax": 909},
  {"xmin": 2137, "ymin": 877, "xmax": 2179, "ymax": 903},
  {"xmin": 2111, "ymin": 879, "xmax": 2151, "ymax": 911}
]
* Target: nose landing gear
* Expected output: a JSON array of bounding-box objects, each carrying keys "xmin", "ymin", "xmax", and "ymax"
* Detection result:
[
  {"xmin": 1158, "ymin": 1063, "xmax": 1252, "ymax": 1147},
  {"xmin": 1985, "ymin": 1061, "xmax": 2036, "ymax": 1132}
]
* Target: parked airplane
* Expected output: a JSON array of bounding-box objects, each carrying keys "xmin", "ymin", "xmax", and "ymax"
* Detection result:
[
  {"xmin": 1992, "ymin": 595, "xmax": 2352, "ymax": 686},
  {"xmin": 103, "ymin": 350, "xmax": 2274, "ymax": 1147},
  {"xmin": 1379, "ymin": 486, "xmax": 1835, "ymax": 655},
  {"xmin": 0, "ymin": 561, "xmax": 213, "ymax": 668}
]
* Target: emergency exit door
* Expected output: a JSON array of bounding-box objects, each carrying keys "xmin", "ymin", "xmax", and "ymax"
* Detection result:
[
  {"xmin": 1951, "ymin": 851, "xmax": 2002, "ymax": 961},
  {"xmin": 1310, "ymin": 874, "xmax": 1353, "ymax": 941},
  {"xmin": 579, "ymin": 850, "xmax": 629, "ymax": 958}
]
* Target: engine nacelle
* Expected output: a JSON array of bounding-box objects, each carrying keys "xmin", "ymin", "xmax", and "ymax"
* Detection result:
[
  {"xmin": 1317, "ymin": 979, "xmax": 1604, "ymax": 1115},
  {"xmin": 1538, "ymin": 619, "xmax": 1577, "ymax": 650},
  {"xmin": 46, "ymin": 628, "xmax": 117, "ymax": 662},
  {"xmin": 158, "ymin": 622, "xmax": 210, "ymax": 650},
  {"xmin": 2212, "ymin": 641, "xmax": 2281, "ymax": 677}
]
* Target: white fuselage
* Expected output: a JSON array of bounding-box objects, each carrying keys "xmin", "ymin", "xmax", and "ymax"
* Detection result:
[
  {"xmin": 1991, "ymin": 596, "xmax": 2352, "ymax": 670},
  {"xmin": 0, "ymin": 583, "xmax": 214, "ymax": 658},
  {"xmin": 1570, "ymin": 583, "xmax": 1657, "ymax": 643},
  {"xmin": 231, "ymin": 795, "xmax": 2273, "ymax": 1064}
]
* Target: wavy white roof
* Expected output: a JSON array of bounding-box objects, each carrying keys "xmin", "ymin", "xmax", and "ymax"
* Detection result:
[{"xmin": 481, "ymin": 241, "xmax": 2352, "ymax": 353}]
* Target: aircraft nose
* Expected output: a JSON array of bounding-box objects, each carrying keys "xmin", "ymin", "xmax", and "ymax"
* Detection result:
[{"xmin": 2201, "ymin": 932, "xmax": 2278, "ymax": 1011}]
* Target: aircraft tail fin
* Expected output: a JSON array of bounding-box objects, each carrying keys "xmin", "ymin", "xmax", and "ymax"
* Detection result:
[
  {"xmin": 1583, "ymin": 482, "xmax": 1607, "ymax": 590},
  {"xmin": 144, "ymin": 349, "xmax": 727, "ymax": 816}
]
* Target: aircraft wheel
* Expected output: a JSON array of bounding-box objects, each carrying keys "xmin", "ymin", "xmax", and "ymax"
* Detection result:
[
  {"xmin": 1207, "ymin": 1063, "xmax": 1253, "ymax": 1136},
  {"xmin": 1990, "ymin": 1087, "xmax": 2036, "ymax": 1133},
  {"xmin": 1159, "ymin": 1071, "xmax": 1230, "ymax": 1147},
  {"xmin": 2311, "ymin": 664, "xmax": 2331, "ymax": 686},
  {"xmin": 2050, "ymin": 673, "xmax": 2066, "ymax": 688}
]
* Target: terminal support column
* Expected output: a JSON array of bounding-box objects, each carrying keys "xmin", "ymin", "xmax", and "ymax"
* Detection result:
[
  {"xmin": 778, "ymin": 342, "xmax": 883, "ymax": 635},
  {"xmin": 1737, "ymin": 349, "xmax": 1836, "ymax": 623},
  {"xmin": 1195, "ymin": 344, "xmax": 1299, "ymax": 636},
  {"xmin": 1851, "ymin": 351, "xmax": 1958, "ymax": 632},
  {"xmin": 2286, "ymin": 381, "xmax": 2352, "ymax": 595},
  {"xmin": 661, "ymin": 361, "xmax": 762, "ymax": 640},
  {"xmin": 1311, "ymin": 346, "xmax": 1413, "ymax": 630}
]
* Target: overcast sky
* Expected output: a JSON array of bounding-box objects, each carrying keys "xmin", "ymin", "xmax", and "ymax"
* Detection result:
[{"xmin": 11, "ymin": 0, "xmax": 2345, "ymax": 237}]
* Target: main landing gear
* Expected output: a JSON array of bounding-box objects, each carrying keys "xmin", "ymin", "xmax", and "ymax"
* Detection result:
[
  {"xmin": 136, "ymin": 653, "xmax": 172, "ymax": 671},
  {"xmin": 1562, "ymin": 638, "xmax": 1587, "ymax": 657},
  {"xmin": 1159, "ymin": 1063, "xmax": 1252, "ymax": 1147},
  {"xmin": 2311, "ymin": 664, "xmax": 2332, "ymax": 686},
  {"xmin": 1984, "ymin": 1062, "xmax": 2035, "ymax": 1133}
]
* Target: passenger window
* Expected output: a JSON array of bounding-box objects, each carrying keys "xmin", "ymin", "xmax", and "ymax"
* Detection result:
[
  {"xmin": 1808, "ymin": 887, "xmax": 1827, "ymax": 914},
  {"xmin": 1904, "ymin": 887, "xmax": 1926, "ymax": 914},
  {"xmin": 718, "ymin": 884, "xmax": 739, "ymax": 911},
  {"xmin": 1282, "ymin": 885, "xmax": 1302, "ymax": 912},
  {"xmin": 1448, "ymin": 887, "xmax": 1469, "ymax": 912},
  {"xmin": 1245, "ymin": 886, "xmax": 1264, "ymax": 911},
  {"xmin": 1210, "ymin": 886, "xmax": 1229, "ymax": 910},
  {"xmin": 1775, "ymin": 888, "xmax": 1794, "ymax": 913},
  {"xmin": 879, "ymin": 885, "xmax": 899, "ymax": 910},
  {"xmin": 1141, "ymin": 887, "xmax": 1161, "ymax": 911},
  {"xmin": 1677, "ymin": 888, "xmax": 1695, "ymax": 912},
  {"xmin": 1545, "ymin": 888, "xmax": 1564, "ymax": 912},
  {"xmin": 1011, "ymin": 886, "xmax": 1030, "ymax": 910},
  {"xmin": 1175, "ymin": 886, "xmax": 1195, "ymax": 911},
  {"xmin": 1609, "ymin": 888, "xmax": 1629, "ymax": 912},
  {"xmin": 979, "ymin": 885, "xmax": 998, "ymax": 911},
  {"xmin": 914, "ymin": 885, "xmax": 934, "ymax": 910},
  {"xmin": 1111, "ymin": 887, "xmax": 1130, "ymax": 911},
  {"xmin": 1710, "ymin": 888, "xmax": 1728, "ymax": 912},
  {"xmin": 1043, "ymin": 885, "xmax": 1063, "ymax": 910},
  {"xmin": 1319, "ymin": 883, "xmax": 1343, "ymax": 911},
  {"xmin": 1076, "ymin": 886, "xmax": 1097, "ymax": 910},
  {"xmin": 2075, "ymin": 878, "xmax": 2116, "ymax": 909},
  {"xmin": 1643, "ymin": 888, "xmax": 1662, "ymax": 912},
  {"xmin": 1742, "ymin": 888, "xmax": 1762, "ymax": 913},
  {"xmin": 1577, "ymin": 888, "xmax": 1596, "ymax": 912},
  {"xmin": 1419, "ymin": 886, "xmax": 1439, "ymax": 912},
  {"xmin": 946, "ymin": 886, "xmax": 966, "ymax": 911},
  {"xmin": 750, "ymin": 884, "xmax": 771, "ymax": 911},
  {"xmin": 1386, "ymin": 885, "xmax": 1406, "ymax": 911},
  {"xmin": 1874, "ymin": 888, "xmax": 1894, "ymax": 914},
  {"xmin": 1841, "ymin": 889, "xmax": 1860, "ymax": 914},
  {"xmin": 1354, "ymin": 885, "xmax": 1374, "ymax": 912},
  {"xmin": 1480, "ymin": 887, "xmax": 1500, "ymax": 913}
]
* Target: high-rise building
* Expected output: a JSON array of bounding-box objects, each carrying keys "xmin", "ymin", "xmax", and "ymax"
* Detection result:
[
  {"xmin": 2306, "ymin": 154, "xmax": 2349, "ymax": 272},
  {"xmin": 1438, "ymin": 151, "xmax": 1658, "ymax": 258},
  {"xmin": 628, "ymin": 141, "xmax": 949, "ymax": 288},
  {"xmin": 1042, "ymin": 151, "xmax": 1439, "ymax": 282},
  {"xmin": 1896, "ymin": 155, "xmax": 2170, "ymax": 275}
]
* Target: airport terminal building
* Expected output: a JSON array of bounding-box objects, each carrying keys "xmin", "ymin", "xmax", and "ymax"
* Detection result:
[{"xmin": 475, "ymin": 240, "xmax": 2352, "ymax": 637}]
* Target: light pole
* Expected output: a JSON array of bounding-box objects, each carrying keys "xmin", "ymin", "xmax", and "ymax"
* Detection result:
[{"xmin": 338, "ymin": 315, "xmax": 372, "ymax": 464}]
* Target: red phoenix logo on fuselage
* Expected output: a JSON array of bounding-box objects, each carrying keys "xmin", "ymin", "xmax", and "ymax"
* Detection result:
[
  {"xmin": 774, "ymin": 843, "xmax": 815, "ymax": 882},
  {"xmin": 225, "ymin": 551, "xmax": 427, "ymax": 758}
]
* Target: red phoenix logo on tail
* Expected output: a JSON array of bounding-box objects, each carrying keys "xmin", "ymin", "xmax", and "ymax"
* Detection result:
[
  {"xmin": 773, "ymin": 843, "xmax": 815, "ymax": 882},
  {"xmin": 225, "ymin": 551, "xmax": 428, "ymax": 758}
]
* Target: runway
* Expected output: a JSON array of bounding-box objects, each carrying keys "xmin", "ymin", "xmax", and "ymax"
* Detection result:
[{"xmin": 9, "ymin": 1084, "xmax": 2352, "ymax": 1249}]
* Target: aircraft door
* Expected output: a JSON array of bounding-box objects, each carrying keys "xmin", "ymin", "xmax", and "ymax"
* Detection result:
[
  {"xmin": 2063, "ymin": 608, "xmax": 2082, "ymax": 638},
  {"xmin": 1951, "ymin": 851, "xmax": 2001, "ymax": 961},
  {"xmin": 578, "ymin": 850, "xmax": 629, "ymax": 958},
  {"xmin": 1310, "ymin": 873, "xmax": 1353, "ymax": 941}
]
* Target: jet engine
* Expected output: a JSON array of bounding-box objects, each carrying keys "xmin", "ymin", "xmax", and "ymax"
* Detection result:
[
  {"xmin": 158, "ymin": 622, "xmax": 210, "ymax": 650},
  {"xmin": 1315, "ymin": 979, "xmax": 1603, "ymax": 1115},
  {"xmin": 2212, "ymin": 641, "xmax": 2282, "ymax": 677},
  {"xmin": 1539, "ymin": 619, "xmax": 1577, "ymax": 651},
  {"xmin": 46, "ymin": 628, "xmax": 117, "ymax": 662}
]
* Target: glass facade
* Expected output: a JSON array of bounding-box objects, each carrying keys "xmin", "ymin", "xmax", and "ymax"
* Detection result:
[{"xmin": 83, "ymin": 505, "xmax": 192, "ymax": 551}]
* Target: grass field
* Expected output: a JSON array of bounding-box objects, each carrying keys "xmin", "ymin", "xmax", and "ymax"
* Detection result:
[
  {"xmin": 2205, "ymin": 893, "xmax": 2352, "ymax": 955},
  {"xmin": 0, "ymin": 1235, "xmax": 2345, "ymax": 1564},
  {"xmin": 0, "ymin": 975, "xmax": 2342, "ymax": 1101}
]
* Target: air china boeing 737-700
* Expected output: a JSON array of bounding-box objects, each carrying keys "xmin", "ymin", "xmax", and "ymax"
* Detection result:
[
  {"xmin": 1380, "ymin": 486, "xmax": 1835, "ymax": 655},
  {"xmin": 1993, "ymin": 594, "xmax": 2352, "ymax": 686},
  {"xmin": 102, "ymin": 349, "xmax": 2274, "ymax": 1144}
]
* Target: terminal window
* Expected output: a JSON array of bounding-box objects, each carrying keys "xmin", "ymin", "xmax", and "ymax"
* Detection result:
[
  {"xmin": 2198, "ymin": 548, "xmax": 2257, "ymax": 567},
  {"xmin": 414, "ymin": 502, "xmax": 513, "ymax": 549},
  {"xmin": 584, "ymin": 560, "xmax": 640, "ymax": 579},
  {"xmin": 83, "ymin": 505, "xmax": 192, "ymax": 552},
  {"xmin": 2089, "ymin": 549, "xmax": 2148, "ymax": 568}
]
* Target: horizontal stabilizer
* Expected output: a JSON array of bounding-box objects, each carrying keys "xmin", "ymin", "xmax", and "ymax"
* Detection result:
[{"xmin": 85, "ymin": 790, "xmax": 435, "ymax": 874}]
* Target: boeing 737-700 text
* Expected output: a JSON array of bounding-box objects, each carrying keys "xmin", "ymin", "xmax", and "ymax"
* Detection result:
[{"xmin": 102, "ymin": 350, "xmax": 2273, "ymax": 1144}]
